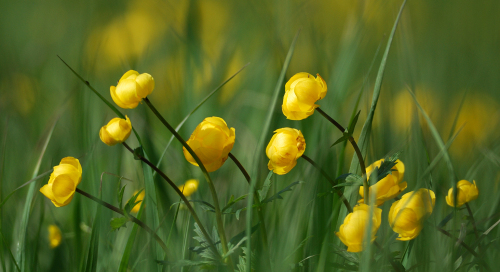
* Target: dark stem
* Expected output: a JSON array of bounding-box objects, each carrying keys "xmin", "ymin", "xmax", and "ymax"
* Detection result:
[
  {"xmin": 121, "ymin": 142, "xmax": 220, "ymax": 259},
  {"xmin": 435, "ymin": 226, "xmax": 479, "ymax": 258},
  {"xmin": 301, "ymin": 155, "xmax": 353, "ymax": 213},
  {"xmin": 75, "ymin": 188, "xmax": 167, "ymax": 253},
  {"xmin": 465, "ymin": 203, "xmax": 479, "ymax": 239}
]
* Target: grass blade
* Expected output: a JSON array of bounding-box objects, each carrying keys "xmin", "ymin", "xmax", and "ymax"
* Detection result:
[
  {"xmin": 118, "ymin": 202, "xmax": 145, "ymax": 272},
  {"xmin": 83, "ymin": 204, "xmax": 102, "ymax": 272},
  {"xmin": 246, "ymin": 29, "xmax": 301, "ymax": 271}
]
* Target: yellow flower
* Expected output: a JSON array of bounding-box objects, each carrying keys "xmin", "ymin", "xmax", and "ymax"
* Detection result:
[
  {"xmin": 99, "ymin": 116, "xmax": 132, "ymax": 146},
  {"xmin": 265, "ymin": 128, "xmax": 306, "ymax": 175},
  {"xmin": 40, "ymin": 157, "xmax": 82, "ymax": 207},
  {"xmin": 446, "ymin": 180, "xmax": 478, "ymax": 207},
  {"xmin": 131, "ymin": 190, "xmax": 145, "ymax": 213},
  {"xmin": 359, "ymin": 159, "xmax": 407, "ymax": 206},
  {"xmin": 282, "ymin": 72, "xmax": 327, "ymax": 120},
  {"xmin": 110, "ymin": 70, "xmax": 155, "ymax": 109},
  {"xmin": 183, "ymin": 117, "xmax": 235, "ymax": 172},
  {"xmin": 179, "ymin": 179, "xmax": 199, "ymax": 197},
  {"xmin": 388, "ymin": 189, "xmax": 435, "ymax": 241},
  {"xmin": 48, "ymin": 225, "xmax": 62, "ymax": 248},
  {"xmin": 336, "ymin": 204, "xmax": 382, "ymax": 252}
]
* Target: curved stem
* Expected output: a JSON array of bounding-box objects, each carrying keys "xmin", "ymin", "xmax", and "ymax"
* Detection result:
[
  {"xmin": 121, "ymin": 142, "xmax": 220, "ymax": 261},
  {"xmin": 301, "ymin": 155, "xmax": 353, "ymax": 213},
  {"xmin": 316, "ymin": 107, "xmax": 369, "ymax": 203},
  {"xmin": 75, "ymin": 188, "xmax": 167, "ymax": 253},
  {"xmin": 143, "ymin": 97, "xmax": 232, "ymax": 267}
]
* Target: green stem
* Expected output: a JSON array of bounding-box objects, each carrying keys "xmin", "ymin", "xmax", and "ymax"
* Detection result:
[
  {"xmin": 316, "ymin": 107, "xmax": 369, "ymax": 204},
  {"xmin": 301, "ymin": 155, "xmax": 353, "ymax": 213},
  {"xmin": 75, "ymin": 188, "xmax": 167, "ymax": 253},
  {"xmin": 465, "ymin": 203, "xmax": 479, "ymax": 239},
  {"xmin": 121, "ymin": 142, "xmax": 220, "ymax": 261}
]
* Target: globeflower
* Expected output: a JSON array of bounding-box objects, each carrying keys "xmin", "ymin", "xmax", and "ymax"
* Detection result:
[
  {"xmin": 179, "ymin": 179, "xmax": 199, "ymax": 197},
  {"xmin": 359, "ymin": 159, "xmax": 407, "ymax": 206},
  {"xmin": 48, "ymin": 225, "xmax": 62, "ymax": 248},
  {"xmin": 282, "ymin": 72, "xmax": 327, "ymax": 120},
  {"xmin": 110, "ymin": 70, "xmax": 154, "ymax": 109},
  {"xmin": 131, "ymin": 190, "xmax": 145, "ymax": 213},
  {"xmin": 445, "ymin": 180, "xmax": 478, "ymax": 207},
  {"xmin": 388, "ymin": 189, "xmax": 435, "ymax": 241},
  {"xmin": 40, "ymin": 157, "xmax": 82, "ymax": 207},
  {"xmin": 336, "ymin": 204, "xmax": 382, "ymax": 252},
  {"xmin": 183, "ymin": 117, "xmax": 235, "ymax": 172},
  {"xmin": 266, "ymin": 128, "xmax": 305, "ymax": 175},
  {"xmin": 99, "ymin": 116, "xmax": 132, "ymax": 146}
]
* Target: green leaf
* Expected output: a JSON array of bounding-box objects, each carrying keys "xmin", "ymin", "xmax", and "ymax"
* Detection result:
[
  {"xmin": 133, "ymin": 147, "xmax": 144, "ymax": 160},
  {"xmin": 222, "ymin": 194, "xmax": 248, "ymax": 213},
  {"xmin": 123, "ymin": 189, "xmax": 144, "ymax": 215},
  {"xmin": 332, "ymin": 246, "xmax": 359, "ymax": 264},
  {"xmin": 347, "ymin": 110, "xmax": 361, "ymax": 136},
  {"xmin": 83, "ymin": 204, "xmax": 102, "ymax": 272},
  {"xmin": 117, "ymin": 184, "xmax": 126, "ymax": 210},
  {"xmin": 258, "ymin": 170, "xmax": 273, "ymax": 202},
  {"xmin": 110, "ymin": 217, "xmax": 128, "ymax": 231},
  {"xmin": 261, "ymin": 181, "xmax": 304, "ymax": 204},
  {"xmin": 330, "ymin": 135, "xmax": 348, "ymax": 148},
  {"xmin": 118, "ymin": 202, "xmax": 145, "ymax": 272}
]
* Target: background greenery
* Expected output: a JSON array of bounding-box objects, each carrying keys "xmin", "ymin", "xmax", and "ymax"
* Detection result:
[{"xmin": 1, "ymin": 0, "xmax": 499, "ymax": 271}]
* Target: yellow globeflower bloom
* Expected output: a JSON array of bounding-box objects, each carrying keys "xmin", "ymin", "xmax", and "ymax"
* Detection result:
[
  {"xmin": 48, "ymin": 225, "xmax": 62, "ymax": 248},
  {"xmin": 359, "ymin": 159, "xmax": 407, "ymax": 206},
  {"xmin": 183, "ymin": 117, "xmax": 235, "ymax": 172},
  {"xmin": 40, "ymin": 157, "xmax": 82, "ymax": 207},
  {"xmin": 178, "ymin": 179, "xmax": 199, "ymax": 197},
  {"xmin": 110, "ymin": 70, "xmax": 155, "ymax": 109},
  {"xmin": 446, "ymin": 180, "xmax": 478, "ymax": 207},
  {"xmin": 282, "ymin": 72, "xmax": 327, "ymax": 120},
  {"xmin": 131, "ymin": 190, "xmax": 145, "ymax": 213},
  {"xmin": 336, "ymin": 204, "xmax": 382, "ymax": 252},
  {"xmin": 99, "ymin": 116, "xmax": 132, "ymax": 146},
  {"xmin": 265, "ymin": 128, "xmax": 306, "ymax": 175},
  {"xmin": 388, "ymin": 189, "xmax": 435, "ymax": 241}
]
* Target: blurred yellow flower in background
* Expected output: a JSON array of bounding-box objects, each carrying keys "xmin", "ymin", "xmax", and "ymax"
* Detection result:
[
  {"xmin": 282, "ymin": 73, "xmax": 327, "ymax": 120},
  {"xmin": 266, "ymin": 128, "xmax": 306, "ymax": 175},
  {"xmin": 110, "ymin": 70, "xmax": 154, "ymax": 109},
  {"xmin": 388, "ymin": 189, "xmax": 435, "ymax": 241},
  {"xmin": 0, "ymin": 74, "xmax": 37, "ymax": 116},
  {"xmin": 359, "ymin": 159, "xmax": 407, "ymax": 206},
  {"xmin": 336, "ymin": 204, "xmax": 382, "ymax": 252},
  {"xmin": 446, "ymin": 180, "xmax": 478, "ymax": 207},
  {"xmin": 178, "ymin": 179, "xmax": 199, "ymax": 197},
  {"xmin": 183, "ymin": 117, "xmax": 235, "ymax": 172},
  {"xmin": 48, "ymin": 225, "xmax": 62, "ymax": 248},
  {"xmin": 391, "ymin": 87, "xmax": 436, "ymax": 133},
  {"xmin": 131, "ymin": 190, "xmax": 145, "ymax": 213},
  {"xmin": 99, "ymin": 116, "xmax": 132, "ymax": 146},
  {"xmin": 40, "ymin": 157, "xmax": 82, "ymax": 207}
]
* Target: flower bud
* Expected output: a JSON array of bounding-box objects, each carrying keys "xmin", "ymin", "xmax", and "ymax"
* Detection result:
[
  {"xmin": 48, "ymin": 225, "xmax": 62, "ymax": 248},
  {"xmin": 179, "ymin": 179, "xmax": 199, "ymax": 197},
  {"xmin": 265, "ymin": 128, "xmax": 306, "ymax": 175},
  {"xmin": 388, "ymin": 189, "xmax": 435, "ymax": 241},
  {"xmin": 131, "ymin": 190, "xmax": 145, "ymax": 213},
  {"xmin": 99, "ymin": 116, "xmax": 132, "ymax": 146},
  {"xmin": 336, "ymin": 204, "xmax": 382, "ymax": 252},
  {"xmin": 183, "ymin": 117, "xmax": 235, "ymax": 172},
  {"xmin": 40, "ymin": 157, "xmax": 82, "ymax": 207},
  {"xmin": 359, "ymin": 159, "xmax": 407, "ymax": 206},
  {"xmin": 282, "ymin": 72, "xmax": 327, "ymax": 120},
  {"xmin": 110, "ymin": 70, "xmax": 155, "ymax": 109},
  {"xmin": 445, "ymin": 180, "xmax": 478, "ymax": 207}
]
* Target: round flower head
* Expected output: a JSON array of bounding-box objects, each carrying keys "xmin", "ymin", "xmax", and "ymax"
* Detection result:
[
  {"xmin": 99, "ymin": 116, "xmax": 132, "ymax": 146},
  {"xmin": 446, "ymin": 180, "xmax": 478, "ymax": 207},
  {"xmin": 40, "ymin": 157, "xmax": 82, "ymax": 207},
  {"xmin": 179, "ymin": 179, "xmax": 199, "ymax": 197},
  {"xmin": 282, "ymin": 72, "xmax": 327, "ymax": 120},
  {"xmin": 359, "ymin": 159, "xmax": 407, "ymax": 206},
  {"xmin": 131, "ymin": 190, "xmax": 145, "ymax": 213},
  {"xmin": 388, "ymin": 189, "xmax": 435, "ymax": 241},
  {"xmin": 266, "ymin": 128, "xmax": 306, "ymax": 175},
  {"xmin": 110, "ymin": 70, "xmax": 154, "ymax": 109},
  {"xmin": 48, "ymin": 225, "xmax": 62, "ymax": 248},
  {"xmin": 183, "ymin": 117, "xmax": 235, "ymax": 172},
  {"xmin": 336, "ymin": 204, "xmax": 382, "ymax": 252}
]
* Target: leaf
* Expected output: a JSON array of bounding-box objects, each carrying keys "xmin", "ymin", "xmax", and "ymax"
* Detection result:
[
  {"xmin": 123, "ymin": 189, "xmax": 144, "ymax": 215},
  {"xmin": 222, "ymin": 194, "xmax": 248, "ymax": 213},
  {"xmin": 261, "ymin": 181, "xmax": 304, "ymax": 204},
  {"xmin": 133, "ymin": 147, "xmax": 144, "ymax": 161},
  {"xmin": 332, "ymin": 246, "xmax": 359, "ymax": 264},
  {"xmin": 156, "ymin": 260, "xmax": 213, "ymax": 268},
  {"xmin": 347, "ymin": 110, "xmax": 361, "ymax": 136},
  {"xmin": 110, "ymin": 217, "xmax": 128, "ymax": 231},
  {"xmin": 258, "ymin": 170, "xmax": 273, "ymax": 202},
  {"xmin": 330, "ymin": 135, "xmax": 348, "ymax": 148},
  {"xmin": 118, "ymin": 202, "xmax": 145, "ymax": 272},
  {"xmin": 117, "ymin": 184, "xmax": 126, "ymax": 210},
  {"xmin": 83, "ymin": 204, "xmax": 102, "ymax": 272}
]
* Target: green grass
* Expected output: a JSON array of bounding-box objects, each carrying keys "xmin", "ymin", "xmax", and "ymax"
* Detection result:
[{"xmin": 1, "ymin": 0, "xmax": 500, "ymax": 271}]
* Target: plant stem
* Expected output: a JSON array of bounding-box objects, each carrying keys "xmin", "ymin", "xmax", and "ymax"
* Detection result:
[
  {"xmin": 142, "ymin": 98, "xmax": 231, "ymax": 268},
  {"xmin": 75, "ymin": 188, "xmax": 167, "ymax": 253},
  {"xmin": 121, "ymin": 142, "xmax": 220, "ymax": 261},
  {"xmin": 301, "ymin": 155, "xmax": 353, "ymax": 213},
  {"xmin": 465, "ymin": 203, "xmax": 479, "ymax": 239},
  {"xmin": 316, "ymin": 107, "xmax": 369, "ymax": 204}
]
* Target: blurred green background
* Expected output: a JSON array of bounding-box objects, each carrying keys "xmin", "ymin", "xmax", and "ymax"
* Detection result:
[{"xmin": 1, "ymin": 0, "xmax": 499, "ymax": 271}]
